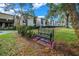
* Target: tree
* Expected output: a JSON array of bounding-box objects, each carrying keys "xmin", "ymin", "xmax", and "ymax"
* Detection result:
[
  {"xmin": 57, "ymin": 4, "xmax": 70, "ymax": 28},
  {"xmin": 28, "ymin": 4, "xmax": 37, "ymax": 27},
  {"xmin": 47, "ymin": 3, "xmax": 79, "ymax": 39},
  {"xmin": 47, "ymin": 3, "xmax": 70, "ymax": 28},
  {"xmin": 45, "ymin": 4, "xmax": 57, "ymax": 26},
  {"xmin": 63, "ymin": 4, "xmax": 79, "ymax": 38},
  {"xmin": 33, "ymin": 16, "xmax": 37, "ymax": 27},
  {"xmin": 46, "ymin": 3, "xmax": 57, "ymax": 19},
  {"xmin": 56, "ymin": 3, "xmax": 79, "ymax": 38},
  {"xmin": 18, "ymin": 3, "xmax": 36, "ymax": 27},
  {"xmin": 4, "ymin": 3, "xmax": 19, "ymax": 27},
  {"xmin": 4, "ymin": 3, "xmax": 34, "ymax": 27}
]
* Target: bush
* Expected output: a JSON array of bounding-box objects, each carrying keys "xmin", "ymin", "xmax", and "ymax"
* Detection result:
[
  {"xmin": 0, "ymin": 26, "xmax": 16, "ymax": 30},
  {"xmin": 17, "ymin": 26, "xmax": 35, "ymax": 38}
]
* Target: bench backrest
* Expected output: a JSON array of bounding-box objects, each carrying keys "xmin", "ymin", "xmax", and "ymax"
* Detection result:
[{"xmin": 38, "ymin": 28, "xmax": 53, "ymax": 40}]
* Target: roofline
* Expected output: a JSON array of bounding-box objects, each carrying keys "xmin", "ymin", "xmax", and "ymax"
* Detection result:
[{"xmin": 0, "ymin": 12, "xmax": 14, "ymax": 16}]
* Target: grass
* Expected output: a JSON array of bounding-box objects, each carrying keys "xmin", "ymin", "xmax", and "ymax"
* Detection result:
[
  {"xmin": 54, "ymin": 28, "xmax": 78, "ymax": 43},
  {"xmin": 0, "ymin": 28, "xmax": 78, "ymax": 55},
  {"xmin": 0, "ymin": 33, "xmax": 14, "ymax": 39},
  {"xmin": 0, "ymin": 32, "xmax": 16, "ymax": 56},
  {"xmin": 33, "ymin": 28, "xmax": 78, "ymax": 43}
]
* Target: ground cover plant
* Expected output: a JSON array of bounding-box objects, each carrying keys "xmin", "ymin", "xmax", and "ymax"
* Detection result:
[{"xmin": 0, "ymin": 32, "xmax": 17, "ymax": 55}]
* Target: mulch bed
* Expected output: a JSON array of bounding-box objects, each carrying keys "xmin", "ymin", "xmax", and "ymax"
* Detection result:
[{"xmin": 16, "ymin": 35, "xmax": 79, "ymax": 56}]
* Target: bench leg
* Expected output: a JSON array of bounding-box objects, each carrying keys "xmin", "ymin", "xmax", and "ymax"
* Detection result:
[{"xmin": 49, "ymin": 41, "xmax": 56, "ymax": 49}]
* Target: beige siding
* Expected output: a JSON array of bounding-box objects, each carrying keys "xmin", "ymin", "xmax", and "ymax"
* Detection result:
[{"xmin": 0, "ymin": 13, "xmax": 14, "ymax": 20}]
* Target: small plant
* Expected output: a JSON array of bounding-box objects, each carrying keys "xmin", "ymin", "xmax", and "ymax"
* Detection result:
[{"xmin": 17, "ymin": 26, "xmax": 36, "ymax": 38}]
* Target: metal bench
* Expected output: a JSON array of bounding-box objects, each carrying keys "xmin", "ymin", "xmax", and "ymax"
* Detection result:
[{"xmin": 32, "ymin": 27, "xmax": 55, "ymax": 49}]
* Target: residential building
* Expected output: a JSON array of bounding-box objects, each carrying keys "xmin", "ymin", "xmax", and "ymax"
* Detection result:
[
  {"xmin": 0, "ymin": 13, "xmax": 72, "ymax": 29},
  {"xmin": 0, "ymin": 13, "xmax": 14, "ymax": 29}
]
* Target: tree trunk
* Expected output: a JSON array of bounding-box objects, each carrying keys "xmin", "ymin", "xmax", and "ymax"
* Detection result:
[
  {"xmin": 65, "ymin": 4, "xmax": 79, "ymax": 39},
  {"xmin": 66, "ymin": 12, "xmax": 69, "ymax": 28},
  {"xmin": 34, "ymin": 17, "xmax": 37, "ymax": 27}
]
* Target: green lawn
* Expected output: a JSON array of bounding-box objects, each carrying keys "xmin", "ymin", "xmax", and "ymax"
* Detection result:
[
  {"xmin": 0, "ymin": 28, "xmax": 78, "ymax": 55},
  {"xmin": 33, "ymin": 28, "xmax": 78, "ymax": 43},
  {"xmin": 0, "ymin": 33, "xmax": 14, "ymax": 39},
  {"xmin": 54, "ymin": 28, "xmax": 78, "ymax": 43},
  {"xmin": 0, "ymin": 32, "xmax": 17, "ymax": 56}
]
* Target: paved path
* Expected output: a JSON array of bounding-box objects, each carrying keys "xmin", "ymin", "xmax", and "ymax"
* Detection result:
[{"xmin": 0, "ymin": 31, "xmax": 17, "ymax": 35}]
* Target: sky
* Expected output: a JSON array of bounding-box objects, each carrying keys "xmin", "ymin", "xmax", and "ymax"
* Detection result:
[
  {"xmin": 0, "ymin": 3, "xmax": 48, "ymax": 18},
  {"xmin": 34, "ymin": 4, "xmax": 49, "ymax": 16},
  {"xmin": 0, "ymin": 3, "xmax": 61, "ymax": 21}
]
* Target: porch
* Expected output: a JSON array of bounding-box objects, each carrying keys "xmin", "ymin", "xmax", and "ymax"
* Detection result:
[{"xmin": 0, "ymin": 18, "xmax": 14, "ymax": 29}]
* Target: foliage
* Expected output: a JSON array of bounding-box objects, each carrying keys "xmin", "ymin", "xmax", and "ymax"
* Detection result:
[
  {"xmin": 18, "ymin": 26, "xmax": 36, "ymax": 38},
  {"xmin": 58, "ymin": 4, "xmax": 79, "ymax": 38},
  {"xmin": 0, "ymin": 27, "xmax": 16, "ymax": 30},
  {"xmin": 4, "ymin": 3, "xmax": 34, "ymax": 27}
]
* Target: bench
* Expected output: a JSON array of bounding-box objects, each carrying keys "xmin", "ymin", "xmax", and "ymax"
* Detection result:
[{"xmin": 32, "ymin": 27, "xmax": 55, "ymax": 48}]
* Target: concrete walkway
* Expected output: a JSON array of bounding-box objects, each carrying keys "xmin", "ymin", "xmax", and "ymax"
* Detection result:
[{"xmin": 0, "ymin": 31, "xmax": 17, "ymax": 35}]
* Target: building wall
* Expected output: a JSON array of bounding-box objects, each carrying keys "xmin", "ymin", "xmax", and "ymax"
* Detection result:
[
  {"xmin": 0, "ymin": 13, "xmax": 14, "ymax": 20},
  {"xmin": 0, "ymin": 13, "xmax": 14, "ymax": 29},
  {"xmin": 27, "ymin": 19, "xmax": 34, "ymax": 26},
  {"xmin": 36, "ymin": 18, "xmax": 41, "ymax": 26}
]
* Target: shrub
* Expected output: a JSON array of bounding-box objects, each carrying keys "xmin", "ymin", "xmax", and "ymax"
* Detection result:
[
  {"xmin": 0, "ymin": 26, "xmax": 16, "ymax": 30},
  {"xmin": 17, "ymin": 26, "xmax": 36, "ymax": 38}
]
